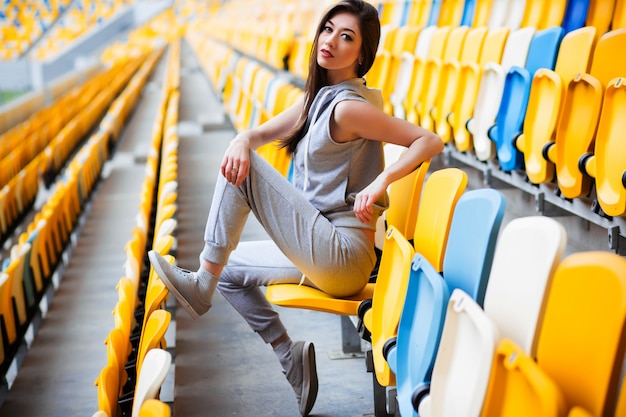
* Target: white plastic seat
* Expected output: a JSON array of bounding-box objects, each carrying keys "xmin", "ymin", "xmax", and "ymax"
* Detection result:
[
  {"xmin": 416, "ymin": 289, "xmax": 500, "ymax": 417},
  {"xmin": 468, "ymin": 27, "xmax": 535, "ymax": 161},
  {"xmin": 131, "ymin": 348, "xmax": 172, "ymax": 417}
]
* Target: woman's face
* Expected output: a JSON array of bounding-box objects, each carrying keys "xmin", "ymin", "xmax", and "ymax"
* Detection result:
[{"xmin": 316, "ymin": 11, "xmax": 363, "ymax": 84}]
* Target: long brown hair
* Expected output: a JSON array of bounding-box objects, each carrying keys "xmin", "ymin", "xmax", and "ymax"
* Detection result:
[{"xmin": 280, "ymin": 0, "xmax": 380, "ymax": 154}]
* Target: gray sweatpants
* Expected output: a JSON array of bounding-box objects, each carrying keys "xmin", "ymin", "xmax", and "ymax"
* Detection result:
[{"xmin": 200, "ymin": 151, "xmax": 376, "ymax": 345}]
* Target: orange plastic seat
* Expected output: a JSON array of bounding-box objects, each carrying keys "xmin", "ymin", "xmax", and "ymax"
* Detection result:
[
  {"xmin": 480, "ymin": 339, "xmax": 567, "ymax": 417},
  {"xmin": 517, "ymin": 26, "xmax": 596, "ymax": 185},
  {"xmin": 543, "ymin": 29, "xmax": 626, "ymax": 199},
  {"xmin": 580, "ymin": 77, "xmax": 626, "ymax": 216}
]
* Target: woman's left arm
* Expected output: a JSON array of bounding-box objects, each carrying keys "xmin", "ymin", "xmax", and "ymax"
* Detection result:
[{"xmin": 332, "ymin": 100, "xmax": 445, "ymax": 224}]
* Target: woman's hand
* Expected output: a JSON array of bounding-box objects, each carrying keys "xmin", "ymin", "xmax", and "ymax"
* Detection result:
[
  {"xmin": 354, "ymin": 175, "xmax": 388, "ymax": 224},
  {"xmin": 221, "ymin": 135, "xmax": 251, "ymax": 187}
]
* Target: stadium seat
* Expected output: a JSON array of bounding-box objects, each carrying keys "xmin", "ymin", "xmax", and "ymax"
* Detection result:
[
  {"xmin": 134, "ymin": 310, "xmax": 171, "ymax": 379},
  {"xmin": 138, "ymin": 399, "xmax": 171, "ymax": 417},
  {"xmin": 480, "ymin": 339, "xmax": 567, "ymax": 417},
  {"xmin": 449, "ymin": 26, "xmax": 509, "ymax": 152},
  {"xmin": 613, "ymin": 0, "xmax": 626, "ymax": 28},
  {"xmin": 538, "ymin": 251, "xmax": 626, "ymax": 416},
  {"xmin": 414, "ymin": 289, "xmax": 499, "ymax": 417},
  {"xmin": 105, "ymin": 327, "xmax": 131, "ymax": 397},
  {"xmin": 131, "ymin": 348, "xmax": 172, "ymax": 417},
  {"xmin": 482, "ymin": 251, "xmax": 626, "ymax": 417},
  {"xmin": 95, "ymin": 364, "xmax": 121, "ymax": 417},
  {"xmin": 436, "ymin": 0, "xmax": 466, "ymax": 26},
  {"xmin": 504, "ymin": 0, "xmax": 527, "ymax": 29},
  {"xmin": 388, "ymin": 25, "xmax": 432, "ymax": 120},
  {"xmin": 585, "ymin": 0, "xmax": 615, "ymax": 34},
  {"xmin": 381, "ymin": 25, "xmax": 421, "ymax": 115},
  {"xmin": 385, "ymin": 188, "xmax": 506, "ymax": 417},
  {"xmin": 431, "ymin": 26, "xmax": 488, "ymax": 144},
  {"xmin": 417, "ymin": 26, "xmax": 469, "ymax": 132},
  {"xmin": 406, "ymin": 26, "xmax": 451, "ymax": 125},
  {"xmin": 405, "ymin": 0, "xmax": 434, "ymax": 27},
  {"xmin": 468, "ymin": 27, "xmax": 535, "ymax": 161},
  {"xmin": 580, "ymin": 77, "xmax": 626, "ymax": 216},
  {"xmin": 460, "ymin": 0, "xmax": 477, "ymax": 26},
  {"xmin": 489, "ymin": 26, "xmax": 564, "ymax": 172},
  {"xmin": 487, "ymin": 0, "xmax": 511, "ymax": 28},
  {"xmin": 481, "ymin": 216, "xmax": 567, "ymax": 356},
  {"xmin": 516, "ymin": 26, "xmax": 596, "ymax": 185},
  {"xmin": 561, "ymin": 0, "xmax": 590, "ymax": 32},
  {"xmin": 413, "ymin": 216, "xmax": 567, "ymax": 416},
  {"xmin": 543, "ymin": 28, "xmax": 626, "ymax": 200}
]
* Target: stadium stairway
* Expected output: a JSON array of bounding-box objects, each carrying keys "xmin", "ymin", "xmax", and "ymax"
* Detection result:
[{"xmin": 0, "ymin": 40, "xmax": 376, "ymax": 417}]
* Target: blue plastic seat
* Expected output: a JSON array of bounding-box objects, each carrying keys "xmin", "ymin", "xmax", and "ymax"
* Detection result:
[
  {"xmin": 489, "ymin": 27, "xmax": 564, "ymax": 172},
  {"xmin": 384, "ymin": 188, "xmax": 506, "ymax": 417},
  {"xmin": 561, "ymin": 0, "xmax": 590, "ymax": 32},
  {"xmin": 460, "ymin": 0, "xmax": 477, "ymax": 26}
]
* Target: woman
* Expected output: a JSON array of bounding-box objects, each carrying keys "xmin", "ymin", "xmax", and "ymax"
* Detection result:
[{"xmin": 148, "ymin": 1, "xmax": 444, "ymax": 415}]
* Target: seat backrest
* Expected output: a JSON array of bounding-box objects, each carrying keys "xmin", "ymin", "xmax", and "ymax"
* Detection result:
[
  {"xmin": 385, "ymin": 159, "xmax": 431, "ymax": 242},
  {"xmin": 424, "ymin": 289, "xmax": 500, "ymax": 417},
  {"xmin": 525, "ymin": 27, "xmax": 565, "ymax": 77},
  {"xmin": 561, "ymin": 0, "xmax": 590, "ymax": 32},
  {"xmin": 138, "ymin": 399, "xmax": 171, "ymax": 417},
  {"xmin": 589, "ymin": 28, "xmax": 626, "ymax": 88},
  {"xmin": 483, "ymin": 216, "xmax": 567, "ymax": 357},
  {"xmin": 95, "ymin": 364, "xmax": 120, "ymax": 417},
  {"xmin": 394, "ymin": 253, "xmax": 451, "ymax": 417},
  {"xmin": 536, "ymin": 251, "xmax": 626, "ymax": 417},
  {"xmin": 591, "ymin": 77, "xmax": 626, "ymax": 216},
  {"xmin": 135, "ymin": 309, "xmax": 171, "ymax": 377},
  {"xmin": 413, "ymin": 167, "xmax": 468, "ymax": 272},
  {"xmin": 131, "ymin": 348, "xmax": 172, "ymax": 417},
  {"xmin": 369, "ymin": 226, "xmax": 416, "ymax": 387},
  {"xmin": 480, "ymin": 339, "xmax": 567, "ymax": 417},
  {"xmin": 443, "ymin": 188, "xmax": 506, "ymax": 306}
]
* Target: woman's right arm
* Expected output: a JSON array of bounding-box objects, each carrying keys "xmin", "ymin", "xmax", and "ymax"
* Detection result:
[{"xmin": 222, "ymin": 96, "xmax": 304, "ymax": 186}]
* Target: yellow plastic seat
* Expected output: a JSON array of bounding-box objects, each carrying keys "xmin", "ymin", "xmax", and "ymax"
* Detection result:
[
  {"xmin": 377, "ymin": 25, "xmax": 421, "ymax": 113},
  {"xmin": 436, "ymin": 0, "xmax": 466, "ymax": 26},
  {"xmin": 480, "ymin": 339, "xmax": 567, "ymax": 417},
  {"xmin": 431, "ymin": 26, "xmax": 488, "ymax": 143},
  {"xmin": 580, "ymin": 77, "xmax": 626, "ymax": 216},
  {"xmin": 389, "ymin": 26, "xmax": 433, "ymax": 120},
  {"xmin": 138, "ymin": 399, "xmax": 171, "ymax": 417},
  {"xmin": 417, "ymin": 26, "xmax": 469, "ymax": 132},
  {"xmin": 517, "ymin": 26, "xmax": 596, "ymax": 185},
  {"xmin": 95, "ymin": 364, "xmax": 121, "ymax": 417},
  {"xmin": 449, "ymin": 26, "xmax": 509, "ymax": 152},
  {"xmin": 358, "ymin": 226, "xmax": 416, "ymax": 389},
  {"xmin": 613, "ymin": 0, "xmax": 626, "ymax": 29},
  {"xmin": 135, "ymin": 309, "xmax": 171, "ymax": 378},
  {"xmin": 536, "ymin": 251, "xmax": 626, "ymax": 416},
  {"xmin": 406, "ymin": 26, "xmax": 451, "ymax": 125},
  {"xmin": 544, "ymin": 29, "xmax": 626, "ymax": 199},
  {"xmin": 585, "ymin": 0, "xmax": 615, "ymax": 34}
]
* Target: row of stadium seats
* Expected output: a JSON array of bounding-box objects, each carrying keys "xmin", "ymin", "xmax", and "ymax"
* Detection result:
[
  {"xmin": 0, "ymin": 9, "xmax": 184, "ymax": 410},
  {"xmin": 0, "ymin": 0, "xmax": 72, "ymax": 59},
  {"xmin": 0, "ymin": 44, "xmax": 163, "ymax": 393},
  {"xmin": 0, "ymin": 0, "xmax": 132, "ymax": 61},
  {"xmin": 93, "ymin": 39, "xmax": 181, "ymax": 417}
]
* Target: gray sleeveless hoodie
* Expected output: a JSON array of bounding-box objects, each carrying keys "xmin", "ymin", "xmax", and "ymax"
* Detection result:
[{"xmin": 291, "ymin": 78, "xmax": 389, "ymax": 231}]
